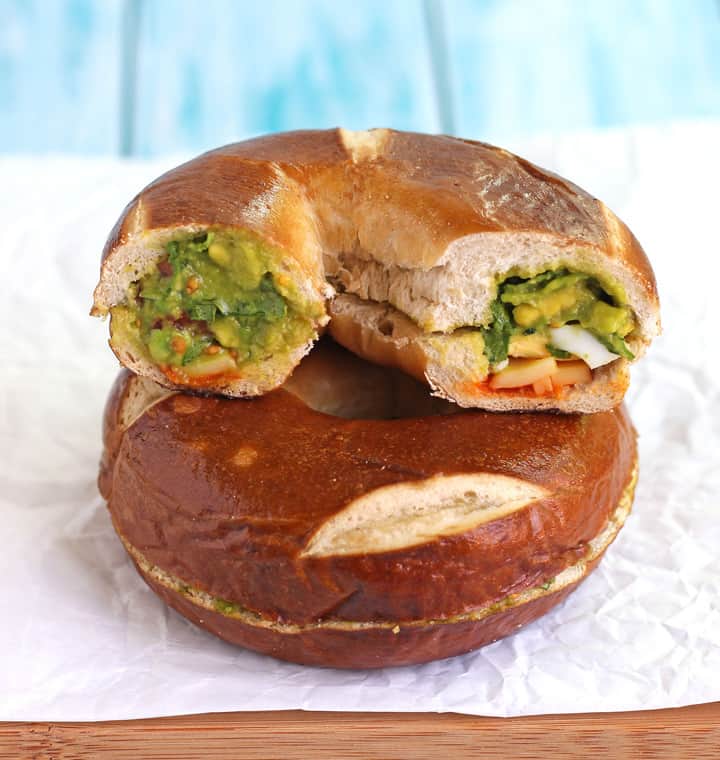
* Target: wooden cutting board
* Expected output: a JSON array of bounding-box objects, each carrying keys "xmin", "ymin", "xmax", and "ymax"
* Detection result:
[{"xmin": 2, "ymin": 703, "xmax": 718, "ymax": 758}]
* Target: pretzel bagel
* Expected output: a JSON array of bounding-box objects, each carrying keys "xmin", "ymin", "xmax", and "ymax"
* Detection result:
[
  {"xmin": 92, "ymin": 129, "xmax": 659, "ymax": 412},
  {"xmin": 100, "ymin": 341, "xmax": 638, "ymax": 668}
]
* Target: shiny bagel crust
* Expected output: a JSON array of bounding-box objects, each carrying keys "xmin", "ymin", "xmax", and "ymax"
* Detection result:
[
  {"xmin": 100, "ymin": 343, "xmax": 638, "ymax": 668},
  {"xmin": 92, "ymin": 128, "xmax": 660, "ymax": 409}
]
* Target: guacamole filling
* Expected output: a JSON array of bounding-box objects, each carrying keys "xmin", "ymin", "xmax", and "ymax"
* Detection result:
[
  {"xmin": 110, "ymin": 231, "xmax": 320, "ymax": 382},
  {"xmin": 480, "ymin": 268, "xmax": 635, "ymax": 371}
]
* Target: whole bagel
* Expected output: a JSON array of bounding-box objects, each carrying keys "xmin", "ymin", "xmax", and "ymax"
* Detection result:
[
  {"xmin": 92, "ymin": 128, "xmax": 659, "ymax": 412},
  {"xmin": 100, "ymin": 341, "xmax": 638, "ymax": 668}
]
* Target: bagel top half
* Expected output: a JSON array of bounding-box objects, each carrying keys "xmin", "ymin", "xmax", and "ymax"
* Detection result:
[{"xmin": 92, "ymin": 128, "xmax": 660, "ymax": 411}]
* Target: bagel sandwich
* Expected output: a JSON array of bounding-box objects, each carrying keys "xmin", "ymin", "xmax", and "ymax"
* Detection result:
[
  {"xmin": 100, "ymin": 340, "xmax": 639, "ymax": 668},
  {"xmin": 92, "ymin": 129, "xmax": 659, "ymax": 411}
]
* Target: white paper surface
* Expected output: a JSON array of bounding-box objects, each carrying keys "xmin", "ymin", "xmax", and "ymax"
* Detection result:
[{"xmin": 2, "ymin": 121, "xmax": 719, "ymax": 721}]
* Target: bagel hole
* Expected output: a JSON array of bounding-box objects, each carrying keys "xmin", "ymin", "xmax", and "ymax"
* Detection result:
[{"xmin": 285, "ymin": 338, "xmax": 459, "ymax": 420}]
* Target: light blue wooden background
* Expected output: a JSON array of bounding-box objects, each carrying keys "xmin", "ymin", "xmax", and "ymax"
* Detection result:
[{"xmin": 2, "ymin": 0, "xmax": 720, "ymax": 157}]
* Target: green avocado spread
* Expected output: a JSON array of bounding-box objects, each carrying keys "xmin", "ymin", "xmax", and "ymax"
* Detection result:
[
  {"xmin": 110, "ymin": 230, "xmax": 320, "ymax": 381},
  {"xmin": 481, "ymin": 268, "xmax": 636, "ymax": 365}
]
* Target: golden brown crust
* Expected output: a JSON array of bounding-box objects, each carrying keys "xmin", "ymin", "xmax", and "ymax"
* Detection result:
[
  {"xmin": 97, "ymin": 129, "xmax": 351, "ymax": 270},
  {"xmin": 100, "ymin": 346, "xmax": 638, "ymax": 666},
  {"xmin": 93, "ymin": 128, "xmax": 659, "ymax": 406}
]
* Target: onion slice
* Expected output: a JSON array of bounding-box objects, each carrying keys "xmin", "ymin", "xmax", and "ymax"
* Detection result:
[{"xmin": 549, "ymin": 326, "xmax": 618, "ymax": 369}]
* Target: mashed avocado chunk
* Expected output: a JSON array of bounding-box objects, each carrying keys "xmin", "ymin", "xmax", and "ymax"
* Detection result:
[
  {"xmin": 111, "ymin": 230, "xmax": 320, "ymax": 380},
  {"xmin": 482, "ymin": 268, "xmax": 635, "ymax": 365}
]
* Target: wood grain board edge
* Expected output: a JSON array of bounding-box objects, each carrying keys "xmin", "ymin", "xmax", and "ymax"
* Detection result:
[{"xmin": 2, "ymin": 703, "xmax": 719, "ymax": 759}]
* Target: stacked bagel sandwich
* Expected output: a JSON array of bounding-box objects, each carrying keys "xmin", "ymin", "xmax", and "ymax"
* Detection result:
[{"xmin": 94, "ymin": 129, "xmax": 659, "ymax": 668}]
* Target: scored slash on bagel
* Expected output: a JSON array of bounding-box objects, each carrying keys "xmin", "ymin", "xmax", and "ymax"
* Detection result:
[
  {"xmin": 299, "ymin": 474, "xmax": 549, "ymax": 558},
  {"xmin": 99, "ymin": 341, "xmax": 639, "ymax": 668},
  {"xmin": 92, "ymin": 128, "xmax": 660, "ymax": 412},
  {"xmin": 116, "ymin": 460, "xmax": 634, "ymax": 671}
]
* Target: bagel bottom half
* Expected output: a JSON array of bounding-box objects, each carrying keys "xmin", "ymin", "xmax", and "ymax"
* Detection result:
[{"xmin": 100, "ymin": 339, "xmax": 638, "ymax": 669}]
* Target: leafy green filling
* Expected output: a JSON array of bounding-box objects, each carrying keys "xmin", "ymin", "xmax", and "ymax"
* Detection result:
[
  {"xmin": 481, "ymin": 268, "xmax": 635, "ymax": 365},
  {"xmin": 596, "ymin": 333, "xmax": 635, "ymax": 360},
  {"xmin": 482, "ymin": 300, "xmax": 514, "ymax": 365},
  {"xmin": 213, "ymin": 598, "xmax": 240, "ymax": 615},
  {"xmin": 547, "ymin": 344, "xmax": 572, "ymax": 359},
  {"xmin": 121, "ymin": 230, "xmax": 316, "ymax": 373}
]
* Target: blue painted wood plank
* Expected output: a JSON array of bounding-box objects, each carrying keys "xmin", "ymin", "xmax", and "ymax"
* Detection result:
[
  {"xmin": 4, "ymin": 0, "xmax": 720, "ymax": 156},
  {"xmin": 0, "ymin": 0, "xmax": 124, "ymax": 154},
  {"xmin": 133, "ymin": 0, "xmax": 438, "ymax": 156},
  {"xmin": 444, "ymin": 0, "xmax": 720, "ymax": 142}
]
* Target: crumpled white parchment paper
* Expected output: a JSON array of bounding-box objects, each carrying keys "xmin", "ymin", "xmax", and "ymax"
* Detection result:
[{"xmin": 1, "ymin": 121, "xmax": 719, "ymax": 721}]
